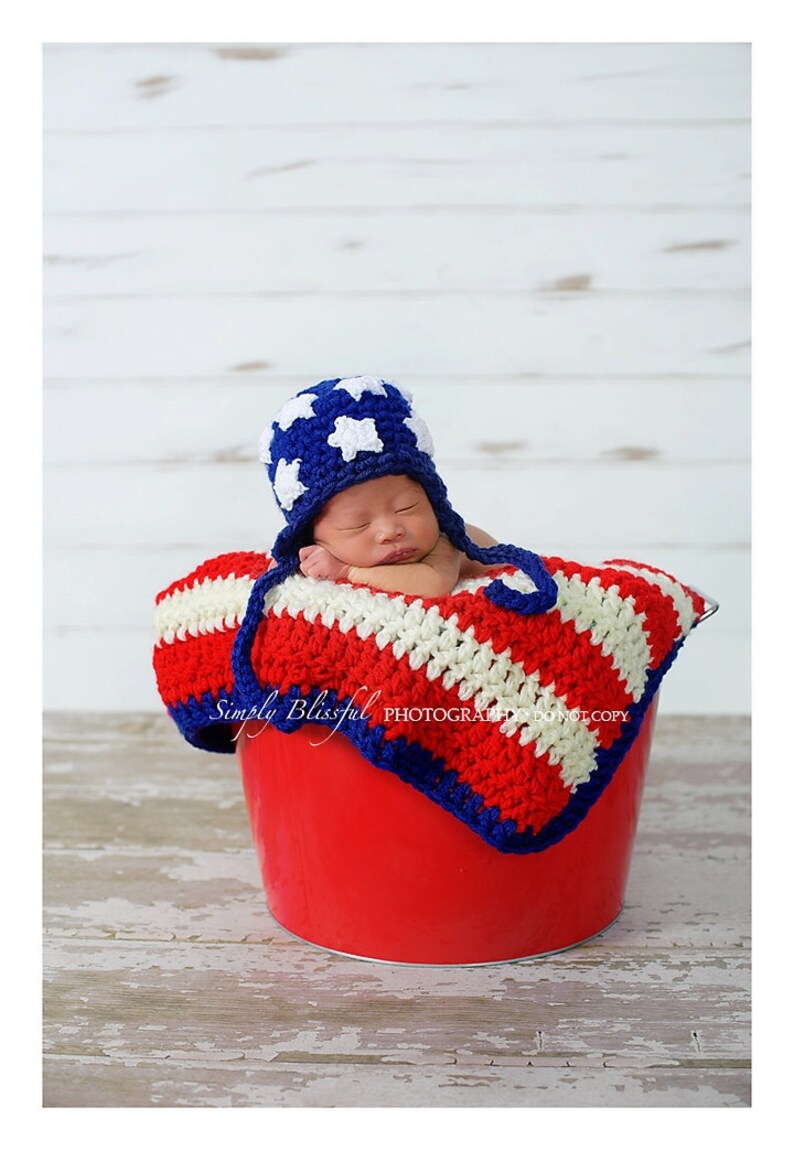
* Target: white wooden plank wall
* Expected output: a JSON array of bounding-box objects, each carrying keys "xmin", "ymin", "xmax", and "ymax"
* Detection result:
[{"xmin": 43, "ymin": 43, "xmax": 750, "ymax": 713}]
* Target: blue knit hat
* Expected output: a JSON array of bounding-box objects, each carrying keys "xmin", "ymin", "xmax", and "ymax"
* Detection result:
[{"xmin": 232, "ymin": 376, "xmax": 558, "ymax": 701}]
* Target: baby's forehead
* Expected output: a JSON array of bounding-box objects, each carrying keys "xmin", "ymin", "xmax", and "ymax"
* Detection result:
[{"xmin": 319, "ymin": 474, "xmax": 423, "ymax": 518}]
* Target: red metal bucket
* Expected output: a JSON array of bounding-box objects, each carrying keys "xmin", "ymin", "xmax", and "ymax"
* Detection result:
[{"xmin": 236, "ymin": 699, "xmax": 658, "ymax": 965}]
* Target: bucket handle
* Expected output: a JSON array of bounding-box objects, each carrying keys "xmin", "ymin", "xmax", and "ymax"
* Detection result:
[{"xmin": 688, "ymin": 584, "xmax": 720, "ymax": 624}]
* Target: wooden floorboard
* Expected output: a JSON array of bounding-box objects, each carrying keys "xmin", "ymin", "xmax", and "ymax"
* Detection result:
[{"xmin": 43, "ymin": 712, "xmax": 750, "ymax": 1107}]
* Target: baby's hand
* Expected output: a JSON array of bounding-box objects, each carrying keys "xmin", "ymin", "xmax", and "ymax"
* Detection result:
[{"xmin": 299, "ymin": 544, "xmax": 351, "ymax": 581}]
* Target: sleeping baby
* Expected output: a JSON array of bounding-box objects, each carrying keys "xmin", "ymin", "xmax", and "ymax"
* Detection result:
[{"xmin": 257, "ymin": 375, "xmax": 557, "ymax": 612}]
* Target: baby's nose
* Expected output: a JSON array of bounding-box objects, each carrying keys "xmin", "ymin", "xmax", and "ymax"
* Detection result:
[{"xmin": 375, "ymin": 518, "xmax": 403, "ymax": 543}]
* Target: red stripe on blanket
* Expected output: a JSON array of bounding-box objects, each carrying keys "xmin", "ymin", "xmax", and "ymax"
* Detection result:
[
  {"xmin": 544, "ymin": 557, "xmax": 681, "ymax": 670},
  {"xmin": 432, "ymin": 587, "xmax": 635, "ymax": 749},
  {"xmin": 152, "ymin": 628, "xmax": 236, "ymax": 708},
  {"xmin": 253, "ymin": 611, "xmax": 574, "ymax": 834},
  {"xmin": 155, "ymin": 551, "xmax": 268, "ymax": 605},
  {"xmin": 607, "ymin": 558, "xmax": 708, "ymax": 619}
]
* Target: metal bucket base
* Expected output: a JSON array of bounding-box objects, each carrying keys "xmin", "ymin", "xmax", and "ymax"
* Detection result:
[{"xmin": 267, "ymin": 907, "xmax": 625, "ymax": 968}]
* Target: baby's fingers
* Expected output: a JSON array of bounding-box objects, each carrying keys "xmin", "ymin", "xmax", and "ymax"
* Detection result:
[{"xmin": 300, "ymin": 554, "xmax": 326, "ymax": 578}]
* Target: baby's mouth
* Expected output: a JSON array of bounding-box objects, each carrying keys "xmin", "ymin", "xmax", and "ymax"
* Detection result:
[{"xmin": 384, "ymin": 546, "xmax": 416, "ymax": 564}]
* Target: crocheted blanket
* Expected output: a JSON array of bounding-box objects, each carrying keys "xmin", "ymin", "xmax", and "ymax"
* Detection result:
[{"xmin": 152, "ymin": 551, "xmax": 710, "ymax": 853}]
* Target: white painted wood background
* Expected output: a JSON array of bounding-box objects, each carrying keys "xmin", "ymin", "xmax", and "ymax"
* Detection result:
[{"xmin": 42, "ymin": 42, "xmax": 750, "ymax": 713}]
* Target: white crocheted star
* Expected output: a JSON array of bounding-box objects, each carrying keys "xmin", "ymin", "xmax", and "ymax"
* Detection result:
[
  {"xmin": 404, "ymin": 414, "xmax": 434, "ymax": 456},
  {"xmin": 327, "ymin": 416, "xmax": 384, "ymax": 462},
  {"xmin": 273, "ymin": 458, "xmax": 308, "ymax": 511},
  {"xmin": 274, "ymin": 392, "xmax": 317, "ymax": 430},
  {"xmin": 334, "ymin": 376, "xmax": 388, "ymax": 401},
  {"xmin": 257, "ymin": 427, "xmax": 273, "ymax": 465}
]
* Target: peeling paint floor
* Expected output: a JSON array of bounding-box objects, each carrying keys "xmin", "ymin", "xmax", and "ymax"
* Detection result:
[{"xmin": 43, "ymin": 712, "xmax": 750, "ymax": 1107}]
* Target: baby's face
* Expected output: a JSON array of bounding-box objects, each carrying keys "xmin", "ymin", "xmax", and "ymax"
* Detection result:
[{"xmin": 312, "ymin": 474, "xmax": 440, "ymax": 568}]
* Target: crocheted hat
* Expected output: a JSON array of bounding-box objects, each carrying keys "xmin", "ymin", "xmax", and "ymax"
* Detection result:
[
  {"xmin": 258, "ymin": 375, "xmax": 437, "ymax": 556},
  {"xmin": 232, "ymin": 376, "xmax": 558, "ymax": 698}
]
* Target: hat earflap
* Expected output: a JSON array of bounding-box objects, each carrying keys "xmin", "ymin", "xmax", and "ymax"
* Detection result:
[{"xmin": 439, "ymin": 509, "xmax": 558, "ymax": 615}]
